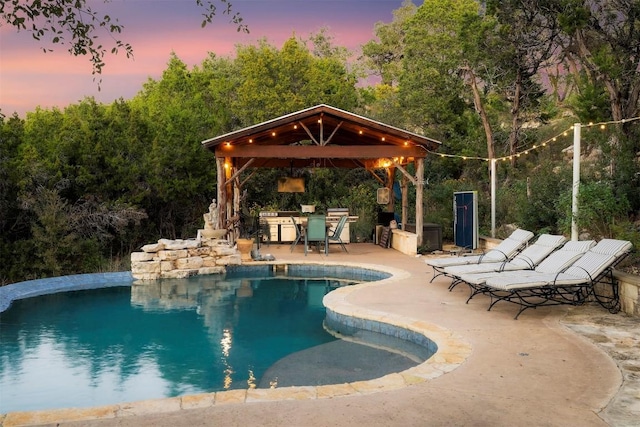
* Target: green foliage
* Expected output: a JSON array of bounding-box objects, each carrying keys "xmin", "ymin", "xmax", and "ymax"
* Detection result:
[
  {"xmin": 567, "ymin": 74, "xmax": 611, "ymax": 123},
  {"xmin": 556, "ymin": 181, "xmax": 631, "ymax": 239},
  {"xmin": 232, "ymin": 37, "xmax": 359, "ymax": 124},
  {"xmin": 498, "ymin": 162, "xmax": 572, "ymax": 234},
  {"xmin": 400, "ymin": 0, "xmax": 479, "ymax": 138}
]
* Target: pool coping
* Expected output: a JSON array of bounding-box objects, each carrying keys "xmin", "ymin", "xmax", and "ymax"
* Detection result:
[{"xmin": 0, "ymin": 261, "xmax": 472, "ymax": 427}]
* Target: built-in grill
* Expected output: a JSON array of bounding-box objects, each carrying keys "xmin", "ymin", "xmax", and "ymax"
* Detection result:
[{"xmin": 259, "ymin": 211, "xmax": 300, "ymax": 242}]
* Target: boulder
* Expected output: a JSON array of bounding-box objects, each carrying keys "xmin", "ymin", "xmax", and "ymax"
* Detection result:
[
  {"xmin": 157, "ymin": 250, "xmax": 188, "ymax": 261},
  {"xmin": 141, "ymin": 243, "xmax": 164, "ymax": 253},
  {"xmin": 131, "ymin": 252, "xmax": 155, "ymax": 262},
  {"xmin": 131, "ymin": 260, "xmax": 161, "ymax": 274},
  {"xmin": 188, "ymin": 247, "xmax": 211, "ymax": 257},
  {"xmin": 216, "ymin": 254, "xmax": 242, "ymax": 266},
  {"xmin": 160, "ymin": 260, "xmax": 175, "ymax": 272},
  {"xmin": 212, "ymin": 245, "xmax": 237, "ymax": 256},
  {"xmin": 176, "ymin": 256, "xmax": 204, "ymax": 269},
  {"xmin": 159, "ymin": 239, "xmax": 200, "ymax": 250},
  {"xmin": 202, "ymin": 256, "xmax": 218, "ymax": 267}
]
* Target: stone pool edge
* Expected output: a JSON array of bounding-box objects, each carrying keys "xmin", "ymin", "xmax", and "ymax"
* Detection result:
[{"xmin": 0, "ymin": 262, "xmax": 472, "ymax": 427}]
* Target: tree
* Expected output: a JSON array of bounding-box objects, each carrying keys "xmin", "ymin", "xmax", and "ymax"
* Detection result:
[
  {"xmin": 359, "ymin": 0, "xmax": 418, "ymax": 128},
  {"xmin": 552, "ymin": 0, "xmax": 640, "ymax": 122},
  {"xmin": 131, "ymin": 54, "xmax": 220, "ymax": 238},
  {"xmin": 399, "ymin": 0, "xmax": 479, "ymax": 140},
  {"xmin": 232, "ymin": 36, "xmax": 359, "ymax": 124},
  {"xmin": 361, "ymin": 0, "xmax": 418, "ymax": 87},
  {"xmin": 1, "ymin": 0, "xmax": 246, "ymax": 75},
  {"xmin": 484, "ymin": 0, "xmax": 559, "ymax": 163},
  {"xmin": 546, "ymin": 0, "xmax": 640, "ymax": 211}
]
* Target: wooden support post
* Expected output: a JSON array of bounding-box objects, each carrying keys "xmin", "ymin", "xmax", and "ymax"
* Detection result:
[
  {"xmin": 216, "ymin": 157, "xmax": 226, "ymax": 230},
  {"xmin": 401, "ymin": 175, "xmax": 408, "ymax": 230},
  {"xmin": 416, "ymin": 158, "xmax": 424, "ymax": 246}
]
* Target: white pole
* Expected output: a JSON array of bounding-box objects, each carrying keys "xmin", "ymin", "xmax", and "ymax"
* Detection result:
[
  {"xmin": 571, "ymin": 123, "xmax": 581, "ymax": 241},
  {"xmin": 491, "ymin": 158, "xmax": 496, "ymax": 238}
]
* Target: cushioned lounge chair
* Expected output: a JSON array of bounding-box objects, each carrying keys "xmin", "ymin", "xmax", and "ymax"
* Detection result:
[
  {"xmin": 458, "ymin": 240, "xmax": 595, "ymax": 303},
  {"xmin": 443, "ymin": 234, "xmax": 567, "ymax": 290},
  {"xmin": 480, "ymin": 239, "xmax": 633, "ymax": 318},
  {"xmin": 426, "ymin": 228, "xmax": 535, "ymax": 283}
]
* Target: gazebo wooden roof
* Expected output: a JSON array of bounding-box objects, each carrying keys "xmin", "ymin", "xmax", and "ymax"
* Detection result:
[{"xmin": 201, "ymin": 104, "xmax": 442, "ymax": 246}]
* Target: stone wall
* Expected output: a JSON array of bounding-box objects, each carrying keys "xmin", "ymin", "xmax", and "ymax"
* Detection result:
[
  {"xmin": 614, "ymin": 271, "xmax": 640, "ymax": 316},
  {"xmin": 131, "ymin": 237, "xmax": 241, "ymax": 281}
]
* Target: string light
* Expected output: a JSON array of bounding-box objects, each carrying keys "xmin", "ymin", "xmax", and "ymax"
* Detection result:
[{"xmin": 426, "ymin": 116, "xmax": 640, "ymax": 162}]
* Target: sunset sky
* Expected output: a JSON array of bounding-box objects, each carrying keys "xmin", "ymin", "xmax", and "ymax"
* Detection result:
[{"xmin": 1, "ymin": 0, "xmax": 410, "ymax": 118}]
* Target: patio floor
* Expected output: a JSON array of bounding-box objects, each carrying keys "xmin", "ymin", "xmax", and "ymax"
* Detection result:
[{"xmin": 3, "ymin": 242, "xmax": 638, "ymax": 427}]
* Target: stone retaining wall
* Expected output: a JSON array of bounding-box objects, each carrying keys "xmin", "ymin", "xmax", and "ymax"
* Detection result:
[
  {"xmin": 613, "ymin": 271, "xmax": 640, "ymax": 316},
  {"xmin": 131, "ymin": 237, "xmax": 241, "ymax": 281}
]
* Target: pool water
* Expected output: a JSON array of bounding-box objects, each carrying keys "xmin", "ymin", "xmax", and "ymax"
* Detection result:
[{"xmin": 0, "ymin": 274, "xmax": 349, "ymax": 413}]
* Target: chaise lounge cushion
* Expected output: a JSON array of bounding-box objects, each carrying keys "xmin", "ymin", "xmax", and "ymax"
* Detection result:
[
  {"xmin": 426, "ymin": 228, "xmax": 534, "ymax": 269},
  {"xmin": 457, "ymin": 240, "xmax": 596, "ymax": 286},
  {"xmin": 483, "ymin": 239, "xmax": 632, "ymax": 291},
  {"xmin": 443, "ymin": 234, "xmax": 566, "ymax": 277}
]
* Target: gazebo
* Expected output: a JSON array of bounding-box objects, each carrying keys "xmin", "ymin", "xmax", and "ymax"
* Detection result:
[{"xmin": 201, "ymin": 104, "xmax": 441, "ymax": 246}]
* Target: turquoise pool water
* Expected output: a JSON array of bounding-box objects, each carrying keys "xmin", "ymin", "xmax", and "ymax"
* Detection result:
[{"xmin": 0, "ymin": 271, "xmax": 362, "ymax": 413}]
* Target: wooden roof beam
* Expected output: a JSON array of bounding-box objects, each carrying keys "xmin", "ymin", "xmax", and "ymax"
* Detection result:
[{"xmin": 216, "ymin": 145, "xmax": 426, "ymax": 159}]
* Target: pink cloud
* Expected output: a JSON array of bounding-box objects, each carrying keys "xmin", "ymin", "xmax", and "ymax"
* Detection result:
[{"xmin": 1, "ymin": 1, "xmax": 404, "ymax": 117}]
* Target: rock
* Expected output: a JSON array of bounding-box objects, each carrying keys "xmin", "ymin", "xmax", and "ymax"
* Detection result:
[
  {"xmin": 201, "ymin": 256, "xmax": 218, "ymax": 267},
  {"xmin": 131, "ymin": 252, "xmax": 155, "ymax": 262},
  {"xmin": 157, "ymin": 250, "xmax": 188, "ymax": 261},
  {"xmin": 188, "ymin": 247, "xmax": 211, "ymax": 257},
  {"xmin": 216, "ymin": 254, "xmax": 242, "ymax": 265},
  {"xmin": 160, "ymin": 260, "xmax": 175, "ymax": 272},
  {"xmin": 158, "ymin": 239, "xmax": 199, "ymax": 250},
  {"xmin": 141, "ymin": 243, "xmax": 164, "ymax": 253},
  {"xmin": 131, "ymin": 260, "xmax": 161, "ymax": 274},
  {"xmin": 175, "ymin": 256, "xmax": 204, "ymax": 269},
  {"xmin": 212, "ymin": 245, "xmax": 237, "ymax": 256}
]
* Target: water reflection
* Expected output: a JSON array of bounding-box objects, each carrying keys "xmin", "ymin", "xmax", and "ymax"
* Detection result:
[{"xmin": 0, "ymin": 275, "xmax": 348, "ymax": 413}]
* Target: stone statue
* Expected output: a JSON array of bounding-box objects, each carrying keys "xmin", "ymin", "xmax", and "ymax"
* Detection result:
[{"xmin": 204, "ymin": 199, "xmax": 219, "ymax": 229}]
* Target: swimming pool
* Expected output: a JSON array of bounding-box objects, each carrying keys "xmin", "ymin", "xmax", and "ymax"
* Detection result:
[{"xmin": 0, "ymin": 265, "xmax": 405, "ymax": 413}]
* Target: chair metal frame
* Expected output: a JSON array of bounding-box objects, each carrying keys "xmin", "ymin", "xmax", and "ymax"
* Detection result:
[
  {"xmin": 479, "ymin": 239, "xmax": 632, "ymax": 319},
  {"xmin": 327, "ymin": 215, "xmax": 348, "ymax": 253},
  {"xmin": 290, "ymin": 216, "xmax": 304, "ymax": 252}
]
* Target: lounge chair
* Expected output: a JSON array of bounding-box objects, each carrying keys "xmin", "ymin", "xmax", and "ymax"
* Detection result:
[
  {"xmin": 480, "ymin": 239, "xmax": 633, "ymax": 318},
  {"xmin": 327, "ymin": 215, "xmax": 348, "ymax": 253},
  {"xmin": 459, "ymin": 240, "xmax": 596, "ymax": 302},
  {"xmin": 426, "ymin": 228, "xmax": 534, "ymax": 283},
  {"xmin": 443, "ymin": 234, "xmax": 567, "ymax": 290}
]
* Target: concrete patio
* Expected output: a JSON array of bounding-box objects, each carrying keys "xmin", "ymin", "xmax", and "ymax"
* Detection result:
[{"xmin": 2, "ymin": 242, "xmax": 638, "ymax": 427}]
